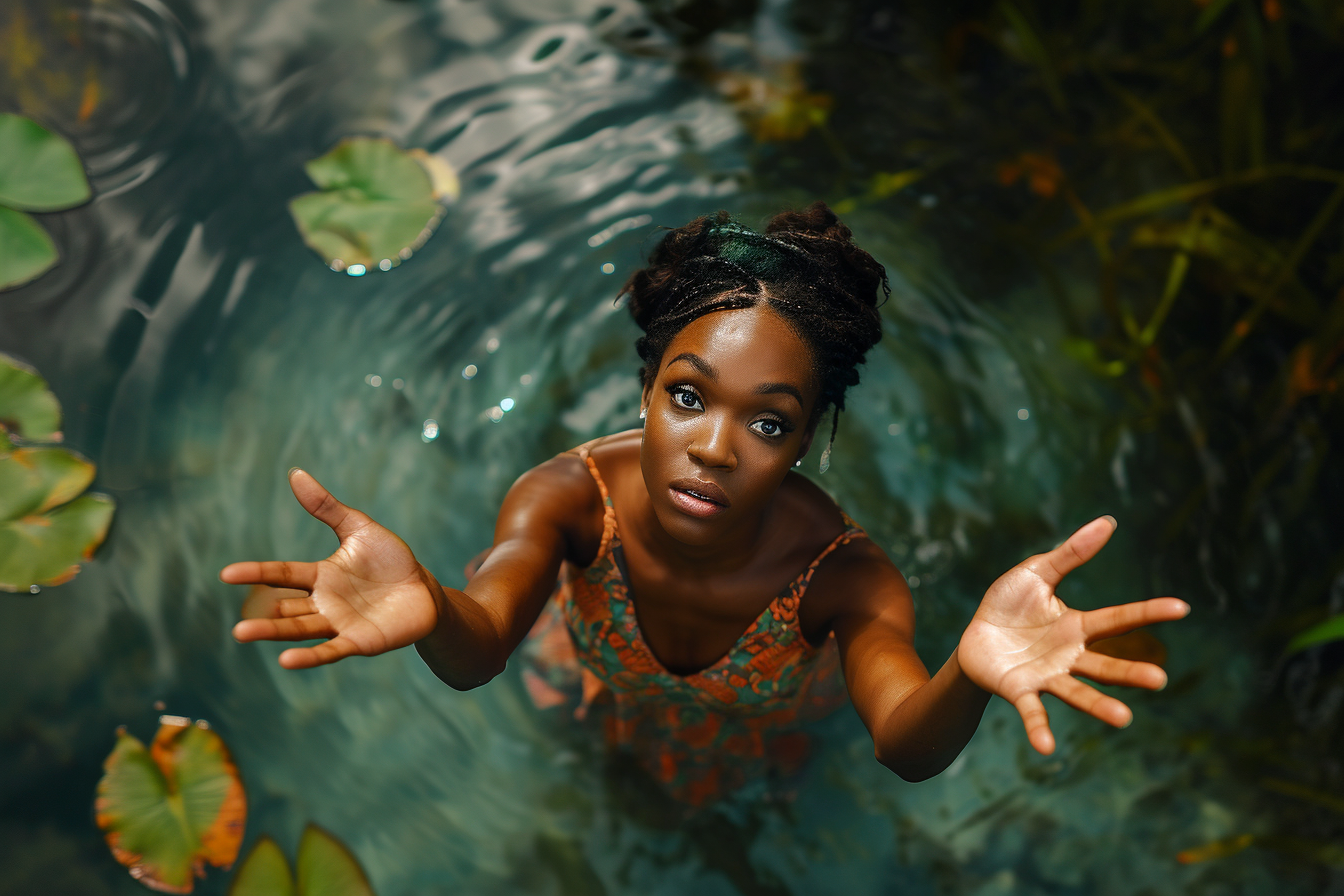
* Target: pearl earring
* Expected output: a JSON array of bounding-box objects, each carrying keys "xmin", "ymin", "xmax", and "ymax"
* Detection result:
[
  {"xmin": 794, "ymin": 459, "xmax": 802, "ymax": 467},
  {"xmin": 639, "ymin": 408, "xmax": 647, "ymax": 420}
]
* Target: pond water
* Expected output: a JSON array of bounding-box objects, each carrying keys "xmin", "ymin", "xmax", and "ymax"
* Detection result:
[{"xmin": 0, "ymin": 1, "xmax": 1313, "ymax": 894}]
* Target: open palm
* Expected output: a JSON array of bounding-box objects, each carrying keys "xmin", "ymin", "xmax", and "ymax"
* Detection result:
[
  {"xmin": 221, "ymin": 469, "xmax": 441, "ymax": 669},
  {"xmin": 957, "ymin": 517, "xmax": 1189, "ymax": 754}
]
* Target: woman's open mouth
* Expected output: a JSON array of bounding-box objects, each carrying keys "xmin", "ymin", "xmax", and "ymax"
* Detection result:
[{"xmin": 668, "ymin": 478, "xmax": 730, "ymax": 518}]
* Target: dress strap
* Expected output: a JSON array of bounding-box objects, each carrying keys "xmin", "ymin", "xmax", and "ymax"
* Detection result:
[
  {"xmin": 576, "ymin": 444, "xmax": 618, "ymax": 563},
  {"xmin": 798, "ymin": 511, "xmax": 867, "ymax": 587}
]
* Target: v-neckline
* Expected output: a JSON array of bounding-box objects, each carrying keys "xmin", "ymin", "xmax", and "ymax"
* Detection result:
[{"xmin": 607, "ymin": 533, "xmax": 799, "ymax": 680}]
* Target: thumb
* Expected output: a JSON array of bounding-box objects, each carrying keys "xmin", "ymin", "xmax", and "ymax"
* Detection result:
[{"xmin": 288, "ymin": 468, "xmax": 373, "ymax": 540}]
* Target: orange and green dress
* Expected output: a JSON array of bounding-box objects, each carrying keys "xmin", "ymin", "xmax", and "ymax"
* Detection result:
[{"xmin": 520, "ymin": 446, "xmax": 864, "ymax": 806}]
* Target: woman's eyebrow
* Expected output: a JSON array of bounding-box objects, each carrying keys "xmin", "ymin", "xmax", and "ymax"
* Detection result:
[
  {"xmin": 666, "ymin": 352, "xmax": 716, "ymax": 378},
  {"xmin": 754, "ymin": 382, "xmax": 804, "ymax": 408}
]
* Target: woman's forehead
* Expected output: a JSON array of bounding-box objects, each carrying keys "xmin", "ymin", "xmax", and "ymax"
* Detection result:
[{"xmin": 660, "ymin": 306, "xmax": 817, "ymax": 393}]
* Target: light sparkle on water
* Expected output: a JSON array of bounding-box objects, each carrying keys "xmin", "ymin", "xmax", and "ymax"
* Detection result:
[
  {"xmin": 1017, "ymin": 408, "xmax": 1030, "ymax": 420},
  {"xmin": 462, "ymin": 365, "xmax": 477, "ymax": 379},
  {"xmin": 421, "ymin": 419, "xmax": 439, "ymax": 442},
  {"xmin": 500, "ymin": 398, "xmax": 515, "ymax": 412}
]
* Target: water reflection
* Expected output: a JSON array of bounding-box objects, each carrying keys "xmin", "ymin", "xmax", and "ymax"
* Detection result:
[{"xmin": 0, "ymin": 1, "xmax": 1274, "ymax": 895}]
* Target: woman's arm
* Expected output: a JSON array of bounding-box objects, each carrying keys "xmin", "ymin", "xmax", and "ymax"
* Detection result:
[
  {"xmin": 822, "ymin": 538, "xmax": 989, "ymax": 781},
  {"xmin": 822, "ymin": 518, "xmax": 1188, "ymax": 781},
  {"xmin": 414, "ymin": 454, "xmax": 602, "ymax": 689}
]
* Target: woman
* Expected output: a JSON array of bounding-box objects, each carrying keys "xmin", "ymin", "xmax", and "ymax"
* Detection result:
[{"xmin": 223, "ymin": 203, "xmax": 1187, "ymax": 805}]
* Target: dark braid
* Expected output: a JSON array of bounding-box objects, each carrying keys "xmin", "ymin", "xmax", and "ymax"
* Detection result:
[{"xmin": 620, "ymin": 202, "xmax": 888, "ymax": 441}]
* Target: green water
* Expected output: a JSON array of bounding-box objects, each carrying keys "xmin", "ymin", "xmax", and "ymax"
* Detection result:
[{"xmin": 0, "ymin": 1, "xmax": 1320, "ymax": 894}]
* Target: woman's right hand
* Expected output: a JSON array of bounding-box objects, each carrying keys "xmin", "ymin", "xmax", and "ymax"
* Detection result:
[{"xmin": 221, "ymin": 469, "xmax": 443, "ymax": 669}]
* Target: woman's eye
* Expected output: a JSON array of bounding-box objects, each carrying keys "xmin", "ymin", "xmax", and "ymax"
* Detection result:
[
  {"xmin": 670, "ymin": 387, "xmax": 702, "ymax": 410},
  {"xmin": 750, "ymin": 419, "xmax": 786, "ymax": 438}
]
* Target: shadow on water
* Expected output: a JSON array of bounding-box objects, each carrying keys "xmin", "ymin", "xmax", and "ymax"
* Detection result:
[{"xmin": 1, "ymin": 0, "xmax": 1340, "ymax": 894}]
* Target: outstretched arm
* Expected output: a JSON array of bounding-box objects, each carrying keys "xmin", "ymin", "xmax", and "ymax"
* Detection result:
[
  {"xmin": 828, "ymin": 517, "xmax": 1189, "ymax": 781},
  {"xmin": 222, "ymin": 456, "xmax": 602, "ymax": 688}
]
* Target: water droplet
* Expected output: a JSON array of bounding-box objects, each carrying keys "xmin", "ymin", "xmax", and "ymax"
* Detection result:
[
  {"xmin": 601, "ymin": 262, "xmax": 615, "ymax": 274},
  {"xmin": 887, "ymin": 423, "xmax": 902, "ymax": 436},
  {"xmin": 422, "ymin": 419, "xmax": 439, "ymax": 442},
  {"xmin": 520, "ymin": 374, "xmax": 533, "ymax": 385},
  {"xmin": 908, "ymin": 575, "xmax": 921, "ymax": 588},
  {"xmin": 500, "ymin": 398, "xmax": 515, "ymax": 412},
  {"xmin": 368, "ymin": 375, "xmax": 382, "ymax": 387},
  {"xmin": 392, "ymin": 378, "xmax": 404, "ymax": 390},
  {"xmin": 28, "ymin": 584, "xmax": 40, "ymax": 594},
  {"xmin": 485, "ymin": 337, "xmax": 500, "ymax": 353},
  {"xmin": 462, "ymin": 364, "xmax": 478, "ymax": 379},
  {"xmin": 347, "ymin": 264, "xmax": 367, "ymax": 277},
  {"xmin": 487, "ymin": 406, "xmax": 504, "ymax": 422},
  {"xmin": 1017, "ymin": 408, "xmax": 1029, "ymax": 420},
  {"xmin": 379, "ymin": 259, "xmax": 392, "ymax": 271}
]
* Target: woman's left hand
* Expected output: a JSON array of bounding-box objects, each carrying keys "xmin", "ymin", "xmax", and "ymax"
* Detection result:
[{"xmin": 956, "ymin": 516, "xmax": 1189, "ymax": 755}]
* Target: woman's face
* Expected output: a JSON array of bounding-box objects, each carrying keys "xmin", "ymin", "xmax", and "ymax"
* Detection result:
[{"xmin": 639, "ymin": 303, "xmax": 820, "ymax": 547}]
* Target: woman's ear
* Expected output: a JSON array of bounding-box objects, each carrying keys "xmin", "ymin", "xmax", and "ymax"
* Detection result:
[{"xmin": 640, "ymin": 382, "xmax": 653, "ymax": 418}]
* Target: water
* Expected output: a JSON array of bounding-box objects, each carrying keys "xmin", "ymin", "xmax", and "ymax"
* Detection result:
[{"xmin": 0, "ymin": 1, "xmax": 1319, "ymax": 894}]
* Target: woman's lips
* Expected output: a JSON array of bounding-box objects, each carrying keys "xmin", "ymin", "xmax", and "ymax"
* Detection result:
[{"xmin": 668, "ymin": 478, "xmax": 729, "ymax": 518}]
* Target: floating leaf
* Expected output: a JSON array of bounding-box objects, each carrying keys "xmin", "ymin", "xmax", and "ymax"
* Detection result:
[
  {"xmin": 229, "ymin": 826, "xmax": 373, "ymax": 896},
  {"xmin": 0, "ymin": 205, "xmax": 58, "ymax": 290},
  {"xmin": 297, "ymin": 825, "xmax": 375, "ymax": 896},
  {"xmin": 229, "ymin": 837, "xmax": 294, "ymax": 896},
  {"xmin": 0, "ymin": 354, "xmax": 114, "ymax": 591},
  {"xmin": 95, "ymin": 717, "xmax": 247, "ymax": 894},
  {"xmin": 0, "ymin": 352, "xmax": 62, "ymax": 442},
  {"xmin": 288, "ymin": 137, "xmax": 453, "ymax": 273},
  {"xmin": 0, "ymin": 113, "xmax": 91, "ymax": 211}
]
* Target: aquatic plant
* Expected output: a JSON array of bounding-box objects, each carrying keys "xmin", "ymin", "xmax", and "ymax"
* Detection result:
[
  {"xmin": 0, "ymin": 353, "xmax": 114, "ymax": 591},
  {"xmin": 289, "ymin": 136, "xmax": 459, "ymax": 276},
  {"xmin": 229, "ymin": 826, "xmax": 375, "ymax": 896},
  {"xmin": 95, "ymin": 715, "xmax": 247, "ymax": 893},
  {"xmin": 0, "ymin": 112, "xmax": 91, "ymax": 290}
]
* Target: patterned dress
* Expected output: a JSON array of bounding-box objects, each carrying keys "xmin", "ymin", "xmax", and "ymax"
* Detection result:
[{"xmin": 520, "ymin": 446, "xmax": 865, "ymax": 805}]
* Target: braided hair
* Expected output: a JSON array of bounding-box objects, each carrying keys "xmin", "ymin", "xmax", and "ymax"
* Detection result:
[{"xmin": 620, "ymin": 202, "xmax": 889, "ymax": 448}]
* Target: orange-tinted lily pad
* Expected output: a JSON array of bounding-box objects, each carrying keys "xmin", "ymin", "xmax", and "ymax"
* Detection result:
[{"xmin": 95, "ymin": 716, "xmax": 247, "ymax": 893}]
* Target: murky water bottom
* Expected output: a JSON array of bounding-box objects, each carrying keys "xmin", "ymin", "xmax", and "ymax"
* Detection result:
[{"xmin": 0, "ymin": 1, "xmax": 1314, "ymax": 894}]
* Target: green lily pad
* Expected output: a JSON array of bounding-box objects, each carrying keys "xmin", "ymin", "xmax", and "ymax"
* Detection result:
[
  {"xmin": 0, "ymin": 113, "xmax": 92, "ymax": 211},
  {"xmin": 296, "ymin": 826, "xmax": 374, "ymax": 896},
  {"xmin": 0, "ymin": 205, "xmax": 59, "ymax": 291},
  {"xmin": 95, "ymin": 717, "xmax": 247, "ymax": 894},
  {"xmin": 0, "ymin": 446, "xmax": 94, "ymax": 519},
  {"xmin": 228, "ymin": 826, "xmax": 373, "ymax": 896},
  {"xmin": 0, "ymin": 353, "xmax": 62, "ymax": 445},
  {"xmin": 228, "ymin": 837, "xmax": 294, "ymax": 896},
  {"xmin": 288, "ymin": 137, "xmax": 457, "ymax": 274}
]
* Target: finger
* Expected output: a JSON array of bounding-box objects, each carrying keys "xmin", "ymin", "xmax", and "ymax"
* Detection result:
[
  {"xmin": 233, "ymin": 614, "xmax": 336, "ymax": 643},
  {"xmin": 1025, "ymin": 516, "xmax": 1117, "ymax": 587},
  {"xmin": 1073, "ymin": 650, "xmax": 1168, "ymax": 691},
  {"xmin": 278, "ymin": 635, "xmax": 362, "ymax": 669},
  {"xmin": 1012, "ymin": 692, "xmax": 1056, "ymax": 755},
  {"xmin": 220, "ymin": 560, "xmax": 317, "ymax": 590},
  {"xmin": 288, "ymin": 469, "xmax": 375, "ymax": 540},
  {"xmin": 1083, "ymin": 597, "xmax": 1191, "ymax": 641},
  {"xmin": 1045, "ymin": 676, "xmax": 1133, "ymax": 729}
]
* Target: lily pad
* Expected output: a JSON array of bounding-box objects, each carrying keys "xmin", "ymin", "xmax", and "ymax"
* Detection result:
[
  {"xmin": 95, "ymin": 717, "xmax": 247, "ymax": 894},
  {"xmin": 0, "ymin": 113, "xmax": 91, "ymax": 211},
  {"xmin": 0, "ymin": 352, "xmax": 62, "ymax": 444},
  {"xmin": 288, "ymin": 137, "xmax": 457, "ymax": 274},
  {"xmin": 228, "ymin": 837, "xmax": 294, "ymax": 896},
  {"xmin": 0, "ymin": 354, "xmax": 115, "ymax": 591},
  {"xmin": 0, "ymin": 206, "xmax": 59, "ymax": 290},
  {"xmin": 228, "ymin": 825, "xmax": 373, "ymax": 896}
]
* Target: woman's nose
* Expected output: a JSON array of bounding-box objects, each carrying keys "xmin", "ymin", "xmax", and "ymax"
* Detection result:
[{"xmin": 687, "ymin": 415, "xmax": 736, "ymax": 470}]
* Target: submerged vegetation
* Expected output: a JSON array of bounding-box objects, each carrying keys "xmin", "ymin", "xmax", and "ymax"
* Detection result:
[{"xmin": 725, "ymin": 0, "xmax": 1344, "ymax": 875}]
